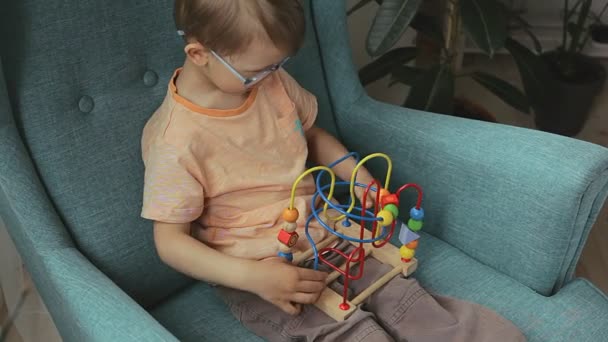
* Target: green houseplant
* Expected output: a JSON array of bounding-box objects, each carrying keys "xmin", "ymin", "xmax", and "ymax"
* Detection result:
[
  {"xmin": 349, "ymin": 0, "xmax": 531, "ymax": 120},
  {"xmin": 509, "ymin": 0, "xmax": 607, "ymax": 136}
]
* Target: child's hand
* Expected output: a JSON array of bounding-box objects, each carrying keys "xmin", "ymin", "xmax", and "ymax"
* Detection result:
[
  {"xmin": 354, "ymin": 168, "xmax": 377, "ymax": 209},
  {"xmin": 355, "ymin": 186, "xmax": 376, "ymax": 209},
  {"xmin": 247, "ymin": 259, "xmax": 328, "ymax": 315}
]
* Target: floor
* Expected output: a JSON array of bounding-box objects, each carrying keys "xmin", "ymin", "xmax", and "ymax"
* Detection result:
[{"xmin": 0, "ymin": 290, "xmax": 23, "ymax": 342}]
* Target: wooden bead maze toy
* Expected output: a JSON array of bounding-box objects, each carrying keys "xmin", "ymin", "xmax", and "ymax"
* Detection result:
[{"xmin": 275, "ymin": 152, "xmax": 425, "ymax": 321}]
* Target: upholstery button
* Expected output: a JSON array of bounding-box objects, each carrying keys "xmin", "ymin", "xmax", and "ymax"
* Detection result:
[
  {"xmin": 143, "ymin": 70, "xmax": 158, "ymax": 87},
  {"xmin": 78, "ymin": 96, "xmax": 94, "ymax": 113}
]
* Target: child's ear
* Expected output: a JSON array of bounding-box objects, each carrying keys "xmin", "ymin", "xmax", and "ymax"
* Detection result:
[{"xmin": 184, "ymin": 42, "xmax": 209, "ymax": 66}]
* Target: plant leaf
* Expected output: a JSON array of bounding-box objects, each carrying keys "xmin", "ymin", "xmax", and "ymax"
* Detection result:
[
  {"xmin": 404, "ymin": 64, "xmax": 454, "ymax": 114},
  {"xmin": 471, "ymin": 71, "xmax": 531, "ymax": 113},
  {"xmin": 359, "ymin": 47, "xmax": 417, "ymax": 85},
  {"xmin": 504, "ymin": 38, "xmax": 554, "ymax": 112},
  {"xmin": 366, "ymin": 0, "xmax": 424, "ymax": 57},
  {"xmin": 522, "ymin": 27, "xmax": 543, "ymax": 54},
  {"xmin": 390, "ymin": 64, "xmax": 426, "ymax": 86},
  {"xmin": 347, "ymin": 0, "xmax": 376, "ymax": 16},
  {"xmin": 460, "ymin": 0, "xmax": 508, "ymax": 57},
  {"xmin": 513, "ymin": 15, "xmax": 543, "ymax": 54},
  {"xmin": 410, "ymin": 13, "xmax": 445, "ymax": 44}
]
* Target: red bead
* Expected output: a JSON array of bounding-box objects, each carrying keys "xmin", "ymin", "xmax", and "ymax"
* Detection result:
[
  {"xmin": 277, "ymin": 229, "xmax": 299, "ymax": 247},
  {"xmin": 381, "ymin": 194, "xmax": 399, "ymax": 207}
]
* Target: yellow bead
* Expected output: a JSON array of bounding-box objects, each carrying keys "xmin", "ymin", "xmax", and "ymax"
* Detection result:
[
  {"xmin": 400, "ymin": 245, "xmax": 415, "ymax": 260},
  {"xmin": 282, "ymin": 221, "xmax": 297, "ymax": 233},
  {"xmin": 376, "ymin": 210, "xmax": 394, "ymax": 227}
]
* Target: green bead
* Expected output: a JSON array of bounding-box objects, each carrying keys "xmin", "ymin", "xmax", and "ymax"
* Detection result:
[
  {"xmin": 408, "ymin": 218, "xmax": 423, "ymax": 232},
  {"xmin": 384, "ymin": 204, "xmax": 399, "ymax": 219}
]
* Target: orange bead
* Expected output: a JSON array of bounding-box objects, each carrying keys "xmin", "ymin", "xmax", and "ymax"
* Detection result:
[
  {"xmin": 379, "ymin": 188, "xmax": 390, "ymax": 198},
  {"xmin": 282, "ymin": 208, "xmax": 299, "ymax": 222},
  {"xmin": 381, "ymin": 194, "xmax": 399, "ymax": 207},
  {"xmin": 406, "ymin": 240, "xmax": 419, "ymax": 249}
]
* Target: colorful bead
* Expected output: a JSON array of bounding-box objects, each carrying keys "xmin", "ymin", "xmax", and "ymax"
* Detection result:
[
  {"xmin": 282, "ymin": 208, "xmax": 299, "ymax": 223},
  {"xmin": 379, "ymin": 188, "xmax": 390, "ymax": 198},
  {"xmin": 383, "ymin": 203, "xmax": 399, "ymax": 218},
  {"xmin": 408, "ymin": 218, "xmax": 423, "ymax": 232},
  {"xmin": 381, "ymin": 194, "xmax": 399, "ymax": 207},
  {"xmin": 277, "ymin": 251, "xmax": 294, "ymax": 262},
  {"xmin": 399, "ymin": 224, "xmax": 420, "ymax": 245},
  {"xmin": 399, "ymin": 245, "xmax": 416, "ymax": 260},
  {"xmin": 406, "ymin": 240, "xmax": 419, "ymax": 249},
  {"xmin": 277, "ymin": 229, "xmax": 299, "ymax": 247},
  {"xmin": 409, "ymin": 207, "xmax": 424, "ymax": 221},
  {"xmin": 282, "ymin": 221, "xmax": 297, "ymax": 233},
  {"xmin": 278, "ymin": 243, "xmax": 292, "ymax": 253},
  {"xmin": 376, "ymin": 210, "xmax": 394, "ymax": 227}
]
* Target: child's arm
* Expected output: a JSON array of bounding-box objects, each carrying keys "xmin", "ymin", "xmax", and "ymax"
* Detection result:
[
  {"xmin": 306, "ymin": 126, "xmax": 376, "ymax": 205},
  {"xmin": 153, "ymin": 221, "xmax": 327, "ymax": 315}
]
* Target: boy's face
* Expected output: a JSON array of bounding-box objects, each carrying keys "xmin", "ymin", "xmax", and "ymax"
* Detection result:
[{"xmin": 205, "ymin": 38, "xmax": 290, "ymax": 94}]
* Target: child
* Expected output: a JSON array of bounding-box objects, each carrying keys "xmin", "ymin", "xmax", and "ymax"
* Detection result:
[{"xmin": 141, "ymin": 0, "xmax": 525, "ymax": 341}]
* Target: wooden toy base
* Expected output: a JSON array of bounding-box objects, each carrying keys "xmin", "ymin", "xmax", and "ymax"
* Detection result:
[{"xmin": 292, "ymin": 221, "xmax": 418, "ymax": 321}]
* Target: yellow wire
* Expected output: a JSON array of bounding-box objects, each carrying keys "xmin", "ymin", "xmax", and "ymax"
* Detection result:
[
  {"xmin": 326, "ymin": 153, "xmax": 393, "ymax": 222},
  {"xmin": 291, "ymin": 154, "xmax": 393, "ymax": 223},
  {"xmin": 289, "ymin": 166, "xmax": 336, "ymax": 217}
]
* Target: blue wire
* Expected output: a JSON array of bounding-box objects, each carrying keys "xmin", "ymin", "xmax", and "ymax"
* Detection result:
[
  {"xmin": 302, "ymin": 152, "xmax": 389, "ymax": 270},
  {"xmin": 315, "ymin": 181, "xmax": 382, "ymax": 222}
]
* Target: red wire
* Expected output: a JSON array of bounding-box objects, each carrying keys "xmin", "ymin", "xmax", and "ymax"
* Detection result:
[
  {"xmin": 318, "ymin": 246, "xmax": 366, "ymax": 308},
  {"xmin": 372, "ymin": 219, "xmax": 396, "ymax": 248},
  {"xmin": 362, "ymin": 179, "xmax": 382, "ymax": 242},
  {"xmin": 340, "ymin": 247, "xmax": 365, "ymax": 306},
  {"xmin": 396, "ymin": 183, "xmax": 424, "ymax": 209},
  {"xmin": 318, "ymin": 247, "xmax": 366, "ymax": 280}
]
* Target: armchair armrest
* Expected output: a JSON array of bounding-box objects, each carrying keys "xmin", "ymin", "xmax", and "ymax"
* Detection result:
[
  {"xmin": 39, "ymin": 247, "xmax": 178, "ymax": 341},
  {"xmin": 338, "ymin": 96, "xmax": 608, "ymax": 295},
  {"xmin": 0, "ymin": 128, "xmax": 178, "ymax": 341}
]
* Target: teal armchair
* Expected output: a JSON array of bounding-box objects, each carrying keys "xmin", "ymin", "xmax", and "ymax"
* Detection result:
[{"xmin": 1, "ymin": 1, "xmax": 608, "ymax": 341}]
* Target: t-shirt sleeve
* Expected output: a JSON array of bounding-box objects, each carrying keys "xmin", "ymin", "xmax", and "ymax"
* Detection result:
[
  {"xmin": 141, "ymin": 141, "xmax": 204, "ymax": 223},
  {"xmin": 276, "ymin": 69, "xmax": 318, "ymax": 131}
]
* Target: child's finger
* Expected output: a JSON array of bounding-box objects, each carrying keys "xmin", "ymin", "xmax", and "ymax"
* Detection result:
[
  {"xmin": 296, "ymin": 280, "xmax": 326, "ymax": 293},
  {"xmin": 277, "ymin": 301, "xmax": 301, "ymax": 315},
  {"xmin": 291, "ymin": 292, "xmax": 321, "ymax": 305},
  {"xmin": 297, "ymin": 268, "xmax": 328, "ymax": 282}
]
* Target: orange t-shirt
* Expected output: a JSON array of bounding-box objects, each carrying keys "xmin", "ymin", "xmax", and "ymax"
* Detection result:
[{"xmin": 141, "ymin": 68, "xmax": 328, "ymax": 260}]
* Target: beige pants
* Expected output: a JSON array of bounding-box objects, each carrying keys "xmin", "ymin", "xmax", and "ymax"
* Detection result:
[{"xmin": 217, "ymin": 244, "xmax": 525, "ymax": 342}]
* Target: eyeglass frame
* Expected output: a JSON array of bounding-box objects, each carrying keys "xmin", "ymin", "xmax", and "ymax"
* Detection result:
[{"xmin": 210, "ymin": 50, "xmax": 290, "ymax": 89}]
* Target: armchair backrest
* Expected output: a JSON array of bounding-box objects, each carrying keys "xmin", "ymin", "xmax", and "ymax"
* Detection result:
[{"xmin": 0, "ymin": 0, "xmax": 344, "ymax": 306}]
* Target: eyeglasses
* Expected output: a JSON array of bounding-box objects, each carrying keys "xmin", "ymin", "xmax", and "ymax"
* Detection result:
[{"xmin": 210, "ymin": 50, "xmax": 290, "ymax": 89}]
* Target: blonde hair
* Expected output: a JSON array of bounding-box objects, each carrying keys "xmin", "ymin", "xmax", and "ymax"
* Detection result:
[{"xmin": 175, "ymin": 0, "xmax": 306, "ymax": 56}]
